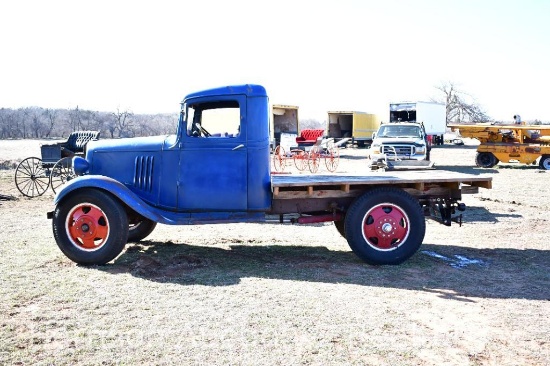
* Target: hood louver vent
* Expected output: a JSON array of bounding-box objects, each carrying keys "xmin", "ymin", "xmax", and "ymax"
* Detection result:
[{"xmin": 134, "ymin": 155, "xmax": 154, "ymax": 192}]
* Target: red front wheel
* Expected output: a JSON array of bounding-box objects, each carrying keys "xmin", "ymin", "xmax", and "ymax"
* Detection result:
[{"xmin": 52, "ymin": 189, "xmax": 129, "ymax": 265}]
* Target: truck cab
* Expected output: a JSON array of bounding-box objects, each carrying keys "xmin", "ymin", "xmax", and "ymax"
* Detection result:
[{"xmin": 64, "ymin": 84, "xmax": 272, "ymax": 219}]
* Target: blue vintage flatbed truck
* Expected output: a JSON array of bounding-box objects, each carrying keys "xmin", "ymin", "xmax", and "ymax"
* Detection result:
[{"xmin": 47, "ymin": 85, "xmax": 492, "ymax": 265}]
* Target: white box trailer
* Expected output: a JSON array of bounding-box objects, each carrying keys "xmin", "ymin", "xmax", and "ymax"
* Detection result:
[
  {"xmin": 327, "ymin": 111, "xmax": 380, "ymax": 147},
  {"xmin": 389, "ymin": 102, "xmax": 446, "ymax": 145},
  {"xmin": 270, "ymin": 104, "xmax": 299, "ymax": 148}
]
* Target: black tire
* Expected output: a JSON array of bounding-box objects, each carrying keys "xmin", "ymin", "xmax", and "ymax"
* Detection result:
[
  {"xmin": 334, "ymin": 219, "xmax": 346, "ymax": 238},
  {"xmin": 52, "ymin": 189, "xmax": 129, "ymax": 265},
  {"xmin": 539, "ymin": 155, "xmax": 550, "ymax": 170},
  {"xmin": 344, "ymin": 187, "xmax": 425, "ymax": 265},
  {"xmin": 475, "ymin": 152, "xmax": 499, "ymax": 168},
  {"xmin": 128, "ymin": 215, "xmax": 157, "ymax": 242}
]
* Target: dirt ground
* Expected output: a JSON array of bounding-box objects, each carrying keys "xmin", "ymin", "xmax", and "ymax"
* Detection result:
[{"xmin": 0, "ymin": 139, "xmax": 548, "ymax": 365}]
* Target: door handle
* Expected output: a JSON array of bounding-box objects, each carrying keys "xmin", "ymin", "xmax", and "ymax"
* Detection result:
[{"xmin": 232, "ymin": 144, "xmax": 245, "ymax": 151}]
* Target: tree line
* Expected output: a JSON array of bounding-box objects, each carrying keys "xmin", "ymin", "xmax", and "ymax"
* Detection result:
[{"xmin": 0, "ymin": 106, "xmax": 178, "ymax": 140}]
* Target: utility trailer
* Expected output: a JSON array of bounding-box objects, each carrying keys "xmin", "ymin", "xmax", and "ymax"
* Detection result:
[
  {"xmin": 327, "ymin": 111, "xmax": 380, "ymax": 147},
  {"xmin": 48, "ymin": 85, "xmax": 492, "ymax": 266},
  {"xmin": 449, "ymin": 123, "xmax": 550, "ymax": 169}
]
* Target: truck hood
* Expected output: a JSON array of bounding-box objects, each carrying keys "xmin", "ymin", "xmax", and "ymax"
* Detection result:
[{"xmin": 86, "ymin": 135, "xmax": 174, "ymax": 154}]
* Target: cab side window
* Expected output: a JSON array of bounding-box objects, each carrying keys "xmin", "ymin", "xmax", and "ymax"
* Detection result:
[{"xmin": 186, "ymin": 100, "xmax": 241, "ymax": 138}]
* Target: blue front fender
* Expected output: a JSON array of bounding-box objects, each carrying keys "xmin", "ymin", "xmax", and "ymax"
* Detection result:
[{"xmin": 54, "ymin": 175, "xmax": 183, "ymax": 225}]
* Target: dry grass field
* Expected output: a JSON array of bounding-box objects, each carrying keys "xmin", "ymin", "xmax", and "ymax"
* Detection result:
[{"xmin": 0, "ymin": 139, "xmax": 548, "ymax": 365}]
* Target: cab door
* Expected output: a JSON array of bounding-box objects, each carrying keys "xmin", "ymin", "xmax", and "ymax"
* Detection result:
[{"xmin": 178, "ymin": 96, "xmax": 248, "ymax": 211}]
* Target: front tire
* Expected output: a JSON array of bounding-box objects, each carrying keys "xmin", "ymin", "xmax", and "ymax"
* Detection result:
[
  {"xmin": 344, "ymin": 187, "xmax": 425, "ymax": 265},
  {"xmin": 52, "ymin": 189, "xmax": 129, "ymax": 265},
  {"xmin": 128, "ymin": 215, "xmax": 157, "ymax": 242}
]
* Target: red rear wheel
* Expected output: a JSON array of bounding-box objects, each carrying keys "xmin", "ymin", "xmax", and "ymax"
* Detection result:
[
  {"xmin": 362, "ymin": 204, "xmax": 410, "ymax": 250},
  {"xmin": 344, "ymin": 187, "xmax": 425, "ymax": 264}
]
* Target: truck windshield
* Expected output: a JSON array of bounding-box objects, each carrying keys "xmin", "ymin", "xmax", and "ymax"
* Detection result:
[{"xmin": 378, "ymin": 125, "xmax": 421, "ymax": 138}]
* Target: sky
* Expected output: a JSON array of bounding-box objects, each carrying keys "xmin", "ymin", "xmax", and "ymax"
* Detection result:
[{"xmin": 1, "ymin": 0, "xmax": 549, "ymax": 123}]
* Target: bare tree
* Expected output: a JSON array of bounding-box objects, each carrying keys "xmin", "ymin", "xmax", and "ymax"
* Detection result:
[
  {"xmin": 433, "ymin": 82, "xmax": 491, "ymax": 124},
  {"xmin": 69, "ymin": 106, "xmax": 82, "ymax": 131},
  {"xmin": 43, "ymin": 108, "xmax": 57, "ymax": 138},
  {"xmin": 111, "ymin": 107, "xmax": 134, "ymax": 138}
]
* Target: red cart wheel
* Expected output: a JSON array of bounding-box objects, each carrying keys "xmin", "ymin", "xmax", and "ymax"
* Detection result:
[
  {"xmin": 308, "ymin": 146, "xmax": 321, "ymax": 173},
  {"xmin": 325, "ymin": 146, "xmax": 340, "ymax": 172},
  {"xmin": 273, "ymin": 145, "xmax": 286, "ymax": 172},
  {"xmin": 293, "ymin": 149, "xmax": 308, "ymax": 171}
]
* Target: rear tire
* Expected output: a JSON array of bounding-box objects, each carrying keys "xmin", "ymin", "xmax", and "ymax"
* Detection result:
[
  {"xmin": 334, "ymin": 219, "xmax": 346, "ymax": 238},
  {"xmin": 52, "ymin": 189, "xmax": 128, "ymax": 265},
  {"xmin": 344, "ymin": 187, "xmax": 425, "ymax": 265},
  {"xmin": 475, "ymin": 152, "xmax": 499, "ymax": 168},
  {"xmin": 539, "ymin": 155, "xmax": 550, "ymax": 170}
]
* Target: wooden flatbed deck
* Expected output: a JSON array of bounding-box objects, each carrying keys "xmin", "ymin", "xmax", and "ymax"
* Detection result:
[{"xmin": 272, "ymin": 171, "xmax": 492, "ymax": 195}]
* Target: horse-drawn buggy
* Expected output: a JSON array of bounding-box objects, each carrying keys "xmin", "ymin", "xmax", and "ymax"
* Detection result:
[
  {"xmin": 272, "ymin": 129, "xmax": 341, "ymax": 173},
  {"xmin": 14, "ymin": 131, "xmax": 100, "ymax": 197}
]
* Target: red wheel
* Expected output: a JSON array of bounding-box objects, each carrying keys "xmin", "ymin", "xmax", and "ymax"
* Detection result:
[
  {"xmin": 67, "ymin": 203, "xmax": 110, "ymax": 250},
  {"xmin": 293, "ymin": 149, "xmax": 308, "ymax": 171},
  {"xmin": 362, "ymin": 204, "xmax": 410, "ymax": 250},
  {"xmin": 308, "ymin": 146, "xmax": 321, "ymax": 173},
  {"xmin": 15, "ymin": 157, "xmax": 50, "ymax": 197},
  {"xmin": 52, "ymin": 189, "xmax": 128, "ymax": 264},
  {"xmin": 344, "ymin": 187, "xmax": 425, "ymax": 265},
  {"xmin": 273, "ymin": 145, "xmax": 286, "ymax": 172},
  {"xmin": 324, "ymin": 146, "xmax": 340, "ymax": 172}
]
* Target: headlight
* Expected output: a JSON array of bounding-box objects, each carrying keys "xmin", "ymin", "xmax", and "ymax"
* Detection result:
[
  {"xmin": 371, "ymin": 144, "xmax": 381, "ymax": 154},
  {"xmin": 73, "ymin": 157, "xmax": 90, "ymax": 176},
  {"xmin": 415, "ymin": 145, "xmax": 426, "ymax": 154}
]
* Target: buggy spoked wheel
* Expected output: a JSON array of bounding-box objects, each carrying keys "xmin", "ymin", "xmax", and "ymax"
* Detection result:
[
  {"xmin": 52, "ymin": 189, "xmax": 129, "ymax": 265},
  {"xmin": 273, "ymin": 145, "xmax": 286, "ymax": 172},
  {"xmin": 325, "ymin": 145, "xmax": 340, "ymax": 172},
  {"xmin": 344, "ymin": 187, "xmax": 425, "ymax": 265},
  {"xmin": 50, "ymin": 157, "xmax": 75, "ymax": 194},
  {"xmin": 293, "ymin": 149, "xmax": 308, "ymax": 171},
  {"xmin": 308, "ymin": 146, "xmax": 321, "ymax": 173},
  {"xmin": 15, "ymin": 157, "xmax": 50, "ymax": 197}
]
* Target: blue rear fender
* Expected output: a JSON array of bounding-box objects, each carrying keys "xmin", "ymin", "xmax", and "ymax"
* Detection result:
[{"xmin": 54, "ymin": 175, "xmax": 176, "ymax": 224}]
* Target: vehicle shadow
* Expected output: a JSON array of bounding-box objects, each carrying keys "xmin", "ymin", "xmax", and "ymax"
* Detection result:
[
  {"xmin": 101, "ymin": 240, "xmax": 548, "ymax": 301},
  {"xmin": 462, "ymin": 205, "xmax": 523, "ymax": 222}
]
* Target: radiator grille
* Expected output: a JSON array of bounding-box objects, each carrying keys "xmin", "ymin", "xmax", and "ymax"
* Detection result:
[{"xmin": 382, "ymin": 145, "xmax": 414, "ymax": 156}]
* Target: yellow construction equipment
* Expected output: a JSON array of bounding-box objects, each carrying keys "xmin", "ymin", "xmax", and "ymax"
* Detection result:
[{"xmin": 448, "ymin": 123, "xmax": 550, "ymax": 170}]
